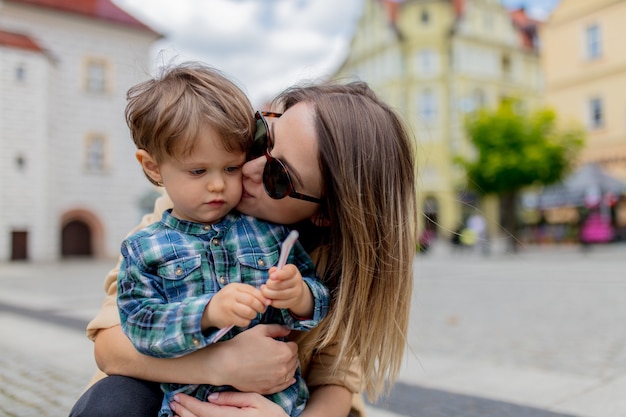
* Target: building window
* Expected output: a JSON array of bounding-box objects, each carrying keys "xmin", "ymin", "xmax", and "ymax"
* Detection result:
[
  {"xmin": 15, "ymin": 63, "xmax": 26, "ymax": 81},
  {"xmin": 15, "ymin": 154, "xmax": 26, "ymax": 171},
  {"xmin": 84, "ymin": 58, "xmax": 109, "ymax": 93},
  {"xmin": 462, "ymin": 88, "xmax": 486, "ymax": 112},
  {"xmin": 588, "ymin": 97, "xmax": 604, "ymax": 129},
  {"xmin": 85, "ymin": 134, "xmax": 107, "ymax": 172},
  {"xmin": 586, "ymin": 24, "xmax": 601, "ymax": 60},
  {"xmin": 418, "ymin": 89, "xmax": 437, "ymax": 124},
  {"xmin": 416, "ymin": 49, "xmax": 438, "ymax": 75},
  {"xmin": 473, "ymin": 89, "xmax": 486, "ymax": 109},
  {"xmin": 483, "ymin": 12, "xmax": 493, "ymax": 30},
  {"xmin": 501, "ymin": 54, "xmax": 511, "ymax": 77}
]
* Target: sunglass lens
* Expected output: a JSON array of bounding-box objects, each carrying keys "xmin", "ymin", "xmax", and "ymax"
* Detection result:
[
  {"xmin": 263, "ymin": 158, "xmax": 290, "ymax": 199},
  {"xmin": 248, "ymin": 118, "xmax": 267, "ymax": 160}
]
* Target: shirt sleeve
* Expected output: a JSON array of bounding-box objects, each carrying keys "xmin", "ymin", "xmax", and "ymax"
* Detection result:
[
  {"xmin": 279, "ymin": 240, "xmax": 330, "ymax": 330},
  {"xmin": 86, "ymin": 192, "xmax": 172, "ymax": 341},
  {"xmin": 117, "ymin": 238, "xmax": 217, "ymax": 358}
]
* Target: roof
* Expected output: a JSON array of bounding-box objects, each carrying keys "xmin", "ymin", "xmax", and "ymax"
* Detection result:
[
  {"xmin": 6, "ymin": 0, "xmax": 161, "ymax": 35},
  {"xmin": 509, "ymin": 8, "xmax": 541, "ymax": 50},
  {"xmin": 0, "ymin": 29, "xmax": 44, "ymax": 52}
]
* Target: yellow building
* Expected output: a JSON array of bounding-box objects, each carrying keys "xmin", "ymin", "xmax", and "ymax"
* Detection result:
[
  {"xmin": 334, "ymin": 0, "xmax": 543, "ymax": 240},
  {"xmin": 541, "ymin": 0, "xmax": 626, "ymax": 182}
]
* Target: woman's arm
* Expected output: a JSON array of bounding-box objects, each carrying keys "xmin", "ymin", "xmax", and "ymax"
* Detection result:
[
  {"xmin": 89, "ymin": 193, "xmax": 298, "ymax": 393},
  {"xmin": 94, "ymin": 323, "xmax": 298, "ymax": 393},
  {"xmin": 300, "ymin": 385, "xmax": 353, "ymax": 417}
]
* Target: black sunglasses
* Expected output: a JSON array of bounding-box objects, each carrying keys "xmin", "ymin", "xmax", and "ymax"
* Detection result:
[{"xmin": 249, "ymin": 111, "xmax": 322, "ymax": 204}]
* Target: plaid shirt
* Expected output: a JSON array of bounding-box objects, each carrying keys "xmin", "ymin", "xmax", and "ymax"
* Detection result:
[{"xmin": 118, "ymin": 210, "xmax": 329, "ymax": 417}]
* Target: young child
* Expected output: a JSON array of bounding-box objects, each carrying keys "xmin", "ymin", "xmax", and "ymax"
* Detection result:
[{"xmin": 116, "ymin": 62, "xmax": 329, "ymax": 417}]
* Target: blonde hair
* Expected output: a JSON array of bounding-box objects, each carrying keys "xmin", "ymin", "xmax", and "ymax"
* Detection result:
[
  {"xmin": 274, "ymin": 82, "xmax": 418, "ymax": 400},
  {"xmin": 125, "ymin": 62, "xmax": 254, "ymax": 185}
]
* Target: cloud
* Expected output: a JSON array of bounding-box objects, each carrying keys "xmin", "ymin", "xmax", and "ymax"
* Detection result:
[{"xmin": 114, "ymin": 0, "xmax": 362, "ymax": 106}]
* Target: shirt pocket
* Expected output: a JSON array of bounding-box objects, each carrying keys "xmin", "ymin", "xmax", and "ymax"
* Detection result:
[
  {"xmin": 157, "ymin": 254, "xmax": 203, "ymax": 301},
  {"xmin": 236, "ymin": 249, "xmax": 279, "ymax": 287}
]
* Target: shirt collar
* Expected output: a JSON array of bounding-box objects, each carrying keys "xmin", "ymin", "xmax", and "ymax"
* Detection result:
[{"xmin": 160, "ymin": 209, "xmax": 238, "ymax": 235}]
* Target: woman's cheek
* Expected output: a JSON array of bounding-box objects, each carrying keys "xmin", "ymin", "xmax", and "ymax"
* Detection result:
[{"xmin": 239, "ymin": 197, "xmax": 310, "ymax": 225}]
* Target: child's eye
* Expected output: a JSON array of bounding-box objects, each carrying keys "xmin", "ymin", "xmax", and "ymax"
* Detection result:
[
  {"xmin": 225, "ymin": 166, "xmax": 241, "ymax": 174},
  {"xmin": 189, "ymin": 169, "xmax": 206, "ymax": 176}
]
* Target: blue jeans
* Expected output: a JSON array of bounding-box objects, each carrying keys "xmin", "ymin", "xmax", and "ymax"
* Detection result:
[{"xmin": 69, "ymin": 376, "xmax": 161, "ymax": 417}]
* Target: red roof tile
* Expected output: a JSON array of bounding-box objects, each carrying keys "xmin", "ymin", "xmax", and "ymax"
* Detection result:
[
  {"xmin": 6, "ymin": 0, "xmax": 161, "ymax": 35},
  {"xmin": 452, "ymin": 0, "xmax": 465, "ymax": 17},
  {"xmin": 509, "ymin": 8, "xmax": 540, "ymax": 50},
  {"xmin": 0, "ymin": 29, "xmax": 44, "ymax": 52}
]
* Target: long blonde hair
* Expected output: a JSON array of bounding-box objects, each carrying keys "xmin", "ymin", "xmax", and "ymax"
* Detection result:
[{"xmin": 274, "ymin": 82, "xmax": 418, "ymax": 400}]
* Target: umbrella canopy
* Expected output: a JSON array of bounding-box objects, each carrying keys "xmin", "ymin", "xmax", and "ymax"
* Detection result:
[{"xmin": 538, "ymin": 163, "xmax": 626, "ymax": 209}]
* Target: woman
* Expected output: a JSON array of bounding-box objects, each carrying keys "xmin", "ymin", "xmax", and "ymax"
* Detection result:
[{"xmin": 70, "ymin": 81, "xmax": 418, "ymax": 417}]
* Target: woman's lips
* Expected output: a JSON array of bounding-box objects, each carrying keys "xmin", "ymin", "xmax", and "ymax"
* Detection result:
[{"xmin": 241, "ymin": 185, "xmax": 254, "ymax": 199}]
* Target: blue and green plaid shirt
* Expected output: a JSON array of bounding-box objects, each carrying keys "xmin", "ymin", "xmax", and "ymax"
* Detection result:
[{"xmin": 118, "ymin": 209, "xmax": 329, "ymax": 417}]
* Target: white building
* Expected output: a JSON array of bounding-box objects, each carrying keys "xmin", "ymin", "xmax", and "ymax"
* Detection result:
[{"xmin": 0, "ymin": 0, "xmax": 161, "ymax": 261}]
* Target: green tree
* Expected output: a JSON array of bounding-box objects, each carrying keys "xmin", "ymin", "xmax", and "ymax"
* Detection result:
[{"xmin": 457, "ymin": 100, "xmax": 585, "ymax": 251}]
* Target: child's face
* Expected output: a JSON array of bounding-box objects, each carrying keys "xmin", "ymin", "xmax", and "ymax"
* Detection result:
[{"xmin": 160, "ymin": 125, "xmax": 245, "ymax": 224}]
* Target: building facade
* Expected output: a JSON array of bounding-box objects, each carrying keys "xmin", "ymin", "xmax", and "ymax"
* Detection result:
[
  {"xmin": 0, "ymin": 0, "xmax": 161, "ymax": 261},
  {"xmin": 540, "ymin": 0, "xmax": 626, "ymax": 242},
  {"xmin": 541, "ymin": 0, "xmax": 626, "ymax": 183},
  {"xmin": 334, "ymin": 0, "xmax": 543, "ymax": 239}
]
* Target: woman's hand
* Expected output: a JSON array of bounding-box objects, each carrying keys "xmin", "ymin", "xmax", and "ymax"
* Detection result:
[
  {"xmin": 213, "ymin": 324, "xmax": 299, "ymax": 393},
  {"xmin": 170, "ymin": 392, "xmax": 288, "ymax": 417},
  {"xmin": 94, "ymin": 324, "xmax": 297, "ymax": 394}
]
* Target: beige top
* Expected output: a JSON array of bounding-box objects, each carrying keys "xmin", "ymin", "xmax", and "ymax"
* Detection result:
[{"xmin": 85, "ymin": 193, "xmax": 366, "ymax": 416}]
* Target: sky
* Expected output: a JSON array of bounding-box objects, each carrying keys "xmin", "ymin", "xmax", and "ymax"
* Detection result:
[{"xmin": 113, "ymin": 0, "xmax": 560, "ymax": 107}]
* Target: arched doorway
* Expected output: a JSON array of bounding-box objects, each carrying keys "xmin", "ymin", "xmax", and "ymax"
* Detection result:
[
  {"xmin": 61, "ymin": 220, "xmax": 92, "ymax": 257},
  {"xmin": 60, "ymin": 209, "xmax": 104, "ymax": 258}
]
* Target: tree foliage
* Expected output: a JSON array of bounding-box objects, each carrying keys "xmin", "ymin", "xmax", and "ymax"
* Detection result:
[
  {"xmin": 457, "ymin": 100, "xmax": 585, "ymax": 251},
  {"xmin": 458, "ymin": 100, "xmax": 585, "ymax": 196}
]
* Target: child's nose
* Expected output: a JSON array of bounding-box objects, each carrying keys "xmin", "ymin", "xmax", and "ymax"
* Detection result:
[{"xmin": 207, "ymin": 175, "xmax": 225, "ymax": 192}]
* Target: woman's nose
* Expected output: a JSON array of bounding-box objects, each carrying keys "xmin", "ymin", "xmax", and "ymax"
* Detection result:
[{"xmin": 242, "ymin": 156, "xmax": 265, "ymax": 183}]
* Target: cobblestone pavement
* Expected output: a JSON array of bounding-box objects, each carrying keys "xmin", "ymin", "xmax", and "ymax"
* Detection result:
[
  {"xmin": 1, "ymin": 243, "xmax": 625, "ymax": 417},
  {"xmin": 410, "ymin": 243, "xmax": 626, "ymax": 381},
  {"xmin": 0, "ymin": 349, "xmax": 88, "ymax": 417}
]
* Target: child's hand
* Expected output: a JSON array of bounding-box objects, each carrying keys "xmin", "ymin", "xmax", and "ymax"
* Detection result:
[
  {"xmin": 204, "ymin": 283, "xmax": 269, "ymax": 329},
  {"xmin": 261, "ymin": 264, "xmax": 309, "ymax": 313}
]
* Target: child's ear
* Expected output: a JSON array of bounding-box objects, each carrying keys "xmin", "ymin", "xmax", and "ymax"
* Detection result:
[{"xmin": 136, "ymin": 149, "xmax": 162, "ymax": 185}]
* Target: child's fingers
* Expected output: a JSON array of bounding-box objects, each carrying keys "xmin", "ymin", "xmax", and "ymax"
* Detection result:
[
  {"xmin": 261, "ymin": 284, "xmax": 298, "ymax": 303},
  {"xmin": 264, "ymin": 275, "xmax": 297, "ymax": 293},
  {"xmin": 269, "ymin": 264, "xmax": 298, "ymax": 282},
  {"xmin": 236, "ymin": 288, "xmax": 268, "ymax": 313}
]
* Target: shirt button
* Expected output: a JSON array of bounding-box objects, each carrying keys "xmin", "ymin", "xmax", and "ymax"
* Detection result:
[
  {"xmin": 257, "ymin": 259, "xmax": 265, "ymax": 267},
  {"xmin": 192, "ymin": 338, "xmax": 200, "ymax": 346},
  {"xmin": 175, "ymin": 267, "xmax": 183, "ymax": 276},
  {"xmin": 212, "ymin": 238, "xmax": 220, "ymax": 246},
  {"xmin": 219, "ymin": 276, "xmax": 226, "ymax": 285},
  {"xmin": 203, "ymin": 225, "xmax": 210, "ymax": 231}
]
